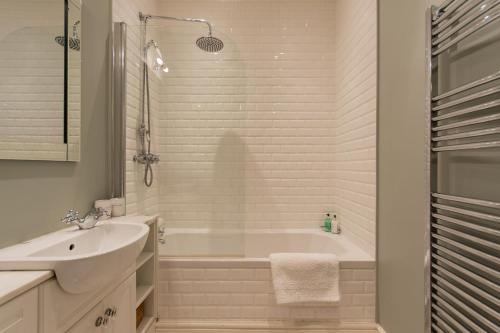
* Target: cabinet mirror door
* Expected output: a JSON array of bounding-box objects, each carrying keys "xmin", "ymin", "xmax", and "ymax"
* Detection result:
[{"xmin": 0, "ymin": 0, "xmax": 81, "ymax": 161}]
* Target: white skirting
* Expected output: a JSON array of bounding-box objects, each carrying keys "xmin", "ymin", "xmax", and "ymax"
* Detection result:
[{"xmin": 157, "ymin": 329, "xmax": 378, "ymax": 333}]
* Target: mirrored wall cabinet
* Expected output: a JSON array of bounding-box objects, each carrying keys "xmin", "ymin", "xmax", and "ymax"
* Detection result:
[{"xmin": 0, "ymin": 0, "xmax": 81, "ymax": 161}]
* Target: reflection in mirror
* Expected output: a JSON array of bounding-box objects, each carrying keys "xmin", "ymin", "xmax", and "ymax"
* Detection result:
[
  {"xmin": 0, "ymin": 0, "xmax": 81, "ymax": 161},
  {"xmin": 68, "ymin": 0, "xmax": 81, "ymax": 161}
]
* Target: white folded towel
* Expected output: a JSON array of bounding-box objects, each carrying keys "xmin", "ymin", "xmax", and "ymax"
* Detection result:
[{"xmin": 270, "ymin": 253, "xmax": 340, "ymax": 306}]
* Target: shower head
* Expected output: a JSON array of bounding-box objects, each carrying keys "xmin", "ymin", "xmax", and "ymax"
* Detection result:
[
  {"xmin": 54, "ymin": 36, "xmax": 80, "ymax": 50},
  {"xmin": 140, "ymin": 13, "xmax": 224, "ymax": 53},
  {"xmin": 146, "ymin": 40, "xmax": 169, "ymax": 73},
  {"xmin": 196, "ymin": 36, "xmax": 224, "ymax": 53},
  {"xmin": 54, "ymin": 20, "xmax": 80, "ymax": 51}
]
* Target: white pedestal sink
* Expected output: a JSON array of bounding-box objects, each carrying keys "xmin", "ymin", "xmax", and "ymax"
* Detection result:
[{"xmin": 0, "ymin": 222, "xmax": 149, "ymax": 294}]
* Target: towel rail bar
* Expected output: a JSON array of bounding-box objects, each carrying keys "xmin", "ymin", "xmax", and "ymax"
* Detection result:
[
  {"xmin": 432, "ymin": 85, "xmax": 500, "ymax": 111},
  {"xmin": 432, "ymin": 276, "xmax": 499, "ymax": 318},
  {"xmin": 432, "ymin": 127, "xmax": 500, "ymax": 141},
  {"xmin": 432, "ymin": 99, "xmax": 500, "ymax": 120},
  {"xmin": 433, "ymin": 295, "xmax": 489, "ymax": 333},
  {"xmin": 430, "ymin": 323, "xmax": 444, "ymax": 333},
  {"xmin": 431, "ymin": 319, "xmax": 453, "ymax": 333},
  {"xmin": 432, "ymin": 213, "xmax": 500, "ymax": 237},
  {"xmin": 426, "ymin": 2, "xmax": 500, "ymax": 331},
  {"xmin": 432, "ymin": 193, "xmax": 500, "ymax": 208},
  {"xmin": 432, "ymin": 203, "xmax": 500, "ymax": 223},
  {"xmin": 432, "ymin": 285, "xmax": 499, "ymax": 332},
  {"xmin": 434, "ymin": 0, "xmax": 458, "ymax": 15},
  {"xmin": 432, "ymin": 70, "xmax": 500, "ymax": 102},
  {"xmin": 433, "ymin": 0, "xmax": 467, "ymax": 25},
  {"xmin": 432, "ymin": 113, "xmax": 500, "ymax": 132},
  {"xmin": 432, "ymin": 0, "xmax": 486, "ymax": 35},
  {"xmin": 432, "ymin": 255, "xmax": 500, "ymax": 294},
  {"xmin": 432, "ymin": 223, "xmax": 500, "ymax": 251},
  {"xmin": 432, "ymin": 9, "xmax": 500, "ymax": 56},
  {"xmin": 432, "ymin": 234, "xmax": 500, "ymax": 266},
  {"xmin": 432, "ymin": 243, "xmax": 498, "ymax": 278},
  {"xmin": 433, "ymin": 1, "xmax": 500, "ymax": 43},
  {"xmin": 432, "ymin": 309, "xmax": 466, "ymax": 333},
  {"xmin": 432, "ymin": 141, "xmax": 500, "ymax": 151}
]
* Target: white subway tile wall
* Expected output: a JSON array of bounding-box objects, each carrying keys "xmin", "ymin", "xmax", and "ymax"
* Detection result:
[
  {"xmin": 155, "ymin": 0, "xmax": 376, "ymax": 255},
  {"xmin": 117, "ymin": 0, "xmax": 377, "ymax": 254},
  {"xmin": 113, "ymin": 0, "xmax": 161, "ymax": 216},
  {"xmin": 333, "ymin": 0, "xmax": 377, "ymax": 256},
  {"xmin": 159, "ymin": 262, "xmax": 376, "ymax": 327},
  {"xmin": 157, "ymin": 0, "xmax": 337, "ymax": 230}
]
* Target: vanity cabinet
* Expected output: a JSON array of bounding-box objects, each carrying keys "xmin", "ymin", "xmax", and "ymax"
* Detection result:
[
  {"xmin": 0, "ymin": 215, "xmax": 157, "ymax": 333},
  {"xmin": 67, "ymin": 273, "xmax": 136, "ymax": 333},
  {"xmin": 0, "ymin": 288, "xmax": 38, "ymax": 333},
  {"xmin": 39, "ymin": 263, "xmax": 136, "ymax": 333}
]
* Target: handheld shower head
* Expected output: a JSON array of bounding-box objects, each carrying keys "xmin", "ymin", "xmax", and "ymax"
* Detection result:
[{"xmin": 146, "ymin": 40, "xmax": 169, "ymax": 73}]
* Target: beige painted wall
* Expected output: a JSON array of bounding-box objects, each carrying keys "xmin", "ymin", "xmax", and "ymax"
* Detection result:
[
  {"xmin": 377, "ymin": 0, "xmax": 433, "ymax": 332},
  {"xmin": 0, "ymin": 0, "xmax": 111, "ymax": 248}
]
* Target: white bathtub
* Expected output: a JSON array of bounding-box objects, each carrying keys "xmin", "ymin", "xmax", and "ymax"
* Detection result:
[
  {"xmin": 160, "ymin": 228, "xmax": 373, "ymax": 263},
  {"xmin": 157, "ymin": 228, "xmax": 376, "ymax": 331}
]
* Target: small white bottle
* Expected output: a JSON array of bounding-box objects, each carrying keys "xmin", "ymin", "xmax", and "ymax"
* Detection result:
[
  {"xmin": 331, "ymin": 214, "xmax": 340, "ymax": 234},
  {"xmin": 110, "ymin": 197, "xmax": 126, "ymax": 217}
]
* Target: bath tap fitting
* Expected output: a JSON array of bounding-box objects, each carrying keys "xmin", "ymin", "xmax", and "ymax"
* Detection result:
[
  {"xmin": 158, "ymin": 224, "xmax": 166, "ymax": 244},
  {"xmin": 61, "ymin": 208, "xmax": 111, "ymax": 230}
]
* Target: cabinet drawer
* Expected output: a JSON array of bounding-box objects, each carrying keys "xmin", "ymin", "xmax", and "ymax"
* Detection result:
[{"xmin": 0, "ymin": 288, "xmax": 37, "ymax": 333}]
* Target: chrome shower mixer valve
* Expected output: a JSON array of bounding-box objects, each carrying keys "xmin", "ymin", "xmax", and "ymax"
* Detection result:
[{"xmin": 133, "ymin": 152, "xmax": 160, "ymax": 164}]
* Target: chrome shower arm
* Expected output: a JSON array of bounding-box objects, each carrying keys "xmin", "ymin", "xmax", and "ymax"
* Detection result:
[{"xmin": 140, "ymin": 12, "xmax": 214, "ymax": 36}]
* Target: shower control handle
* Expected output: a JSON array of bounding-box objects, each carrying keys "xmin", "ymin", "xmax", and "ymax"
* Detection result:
[
  {"xmin": 159, "ymin": 224, "xmax": 166, "ymax": 244},
  {"xmin": 134, "ymin": 152, "xmax": 160, "ymax": 164}
]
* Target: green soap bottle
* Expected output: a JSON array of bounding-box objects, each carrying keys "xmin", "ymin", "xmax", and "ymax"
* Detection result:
[{"xmin": 322, "ymin": 213, "xmax": 332, "ymax": 232}]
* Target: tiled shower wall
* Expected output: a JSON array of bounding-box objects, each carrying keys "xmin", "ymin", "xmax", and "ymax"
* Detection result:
[
  {"xmin": 157, "ymin": 0, "xmax": 337, "ymax": 231},
  {"xmin": 117, "ymin": 0, "xmax": 377, "ymax": 255},
  {"xmin": 333, "ymin": 0, "xmax": 377, "ymax": 256},
  {"xmin": 113, "ymin": 0, "xmax": 161, "ymax": 216},
  {"xmin": 156, "ymin": 0, "xmax": 376, "ymax": 255}
]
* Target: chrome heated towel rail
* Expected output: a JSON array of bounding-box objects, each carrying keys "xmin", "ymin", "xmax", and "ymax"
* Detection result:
[{"xmin": 427, "ymin": 1, "xmax": 500, "ymax": 332}]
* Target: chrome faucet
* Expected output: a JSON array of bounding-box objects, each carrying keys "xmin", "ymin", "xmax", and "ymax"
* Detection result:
[
  {"xmin": 61, "ymin": 208, "xmax": 110, "ymax": 230},
  {"xmin": 158, "ymin": 224, "xmax": 166, "ymax": 244}
]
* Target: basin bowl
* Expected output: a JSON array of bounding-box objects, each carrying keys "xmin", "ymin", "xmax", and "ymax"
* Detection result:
[{"xmin": 0, "ymin": 222, "xmax": 149, "ymax": 294}]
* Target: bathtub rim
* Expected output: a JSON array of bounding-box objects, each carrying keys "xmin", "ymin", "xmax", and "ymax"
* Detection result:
[
  {"xmin": 159, "ymin": 228, "xmax": 375, "ymax": 267},
  {"xmin": 159, "ymin": 256, "xmax": 375, "ymax": 269}
]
